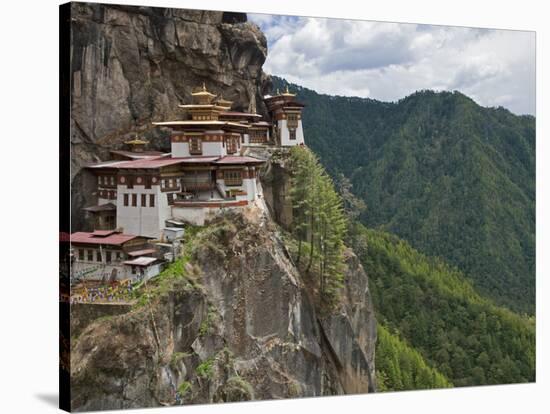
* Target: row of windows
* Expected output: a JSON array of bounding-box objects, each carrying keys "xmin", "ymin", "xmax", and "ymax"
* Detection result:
[
  {"xmin": 123, "ymin": 193, "xmax": 156, "ymax": 208},
  {"xmin": 249, "ymin": 130, "xmax": 268, "ymax": 143},
  {"xmin": 188, "ymin": 137, "xmax": 240, "ymax": 155},
  {"xmin": 98, "ymin": 176, "xmax": 116, "ymax": 186},
  {"xmin": 193, "ymin": 115, "xmax": 215, "ymax": 121},
  {"xmin": 161, "ymin": 178, "xmax": 181, "ymax": 189},
  {"xmin": 287, "ymin": 113, "xmax": 299, "ymax": 121},
  {"xmin": 77, "ymin": 249, "xmax": 122, "ymax": 263},
  {"xmin": 99, "ymin": 190, "xmax": 117, "ymax": 199},
  {"xmin": 224, "ymin": 170, "xmax": 242, "ymax": 186}
]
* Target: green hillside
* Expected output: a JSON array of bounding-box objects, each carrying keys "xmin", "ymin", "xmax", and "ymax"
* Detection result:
[
  {"xmin": 376, "ymin": 323, "xmax": 452, "ymax": 391},
  {"xmin": 271, "ymin": 77, "xmax": 535, "ymax": 315},
  {"xmin": 351, "ymin": 224, "xmax": 535, "ymax": 386}
]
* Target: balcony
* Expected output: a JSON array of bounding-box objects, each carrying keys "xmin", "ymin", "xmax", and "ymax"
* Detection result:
[{"xmin": 180, "ymin": 181, "xmax": 215, "ymax": 192}]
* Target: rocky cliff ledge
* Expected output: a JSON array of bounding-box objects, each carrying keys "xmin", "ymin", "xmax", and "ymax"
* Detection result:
[
  {"xmin": 69, "ymin": 3, "xmax": 270, "ymax": 229},
  {"xmin": 71, "ymin": 196, "xmax": 376, "ymax": 411}
]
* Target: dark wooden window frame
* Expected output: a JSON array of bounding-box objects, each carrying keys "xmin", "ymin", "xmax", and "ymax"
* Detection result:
[
  {"xmin": 227, "ymin": 137, "xmax": 238, "ymax": 154},
  {"xmin": 224, "ymin": 170, "xmax": 243, "ymax": 186},
  {"xmin": 289, "ymin": 129, "xmax": 297, "ymax": 140},
  {"xmin": 167, "ymin": 193, "xmax": 175, "ymax": 205},
  {"xmin": 189, "ymin": 137, "xmax": 203, "ymax": 155}
]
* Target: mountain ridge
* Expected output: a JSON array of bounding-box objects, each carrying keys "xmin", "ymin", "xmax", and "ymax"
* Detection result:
[{"xmin": 272, "ymin": 76, "xmax": 535, "ymax": 314}]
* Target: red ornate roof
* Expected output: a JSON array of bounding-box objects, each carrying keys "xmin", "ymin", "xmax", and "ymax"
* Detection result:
[
  {"xmin": 214, "ymin": 156, "xmax": 265, "ymax": 164},
  {"xmin": 70, "ymin": 232, "xmax": 140, "ymax": 246}
]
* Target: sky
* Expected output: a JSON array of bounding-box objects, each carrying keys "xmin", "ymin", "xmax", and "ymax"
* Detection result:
[{"xmin": 249, "ymin": 14, "xmax": 535, "ymax": 115}]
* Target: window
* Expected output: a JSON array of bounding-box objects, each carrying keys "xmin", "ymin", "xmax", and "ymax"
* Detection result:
[
  {"xmin": 227, "ymin": 137, "xmax": 238, "ymax": 154},
  {"xmin": 106, "ymin": 251, "xmax": 112, "ymax": 263},
  {"xmin": 168, "ymin": 178, "xmax": 174, "ymax": 188},
  {"xmin": 79, "ymin": 249, "xmax": 84, "ymax": 261},
  {"xmin": 132, "ymin": 194, "xmax": 137, "ymax": 207},
  {"xmin": 110, "ymin": 176, "xmax": 115, "ymax": 185},
  {"xmin": 98, "ymin": 176, "xmax": 103, "ymax": 185},
  {"xmin": 145, "ymin": 177, "xmax": 151, "ymax": 189},
  {"xmin": 97, "ymin": 250, "xmax": 102, "ymax": 263},
  {"xmin": 141, "ymin": 194, "xmax": 147, "ymax": 207},
  {"xmin": 189, "ymin": 137, "xmax": 202, "ymax": 155},
  {"xmin": 250, "ymin": 130, "xmax": 266, "ymax": 144},
  {"xmin": 150, "ymin": 194, "xmax": 155, "ymax": 207},
  {"xmin": 287, "ymin": 113, "xmax": 299, "ymax": 129},
  {"xmin": 224, "ymin": 170, "xmax": 242, "ymax": 186},
  {"xmin": 124, "ymin": 194, "xmax": 129, "ymax": 206},
  {"xmin": 167, "ymin": 193, "xmax": 175, "ymax": 205},
  {"xmin": 87, "ymin": 250, "xmax": 93, "ymax": 262},
  {"xmin": 127, "ymin": 177, "xmax": 134, "ymax": 189},
  {"xmin": 289, "ymin": 129, "xmax": 296, "ymax": 140}
]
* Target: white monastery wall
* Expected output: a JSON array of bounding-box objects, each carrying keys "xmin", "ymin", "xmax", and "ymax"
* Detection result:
[
  {"xmin": 242, "ymin": 178, "xmax": 258, "ymax": 201},
  {"xmin": 278, "ymin": 119, "xmax": 305, "ymax": 146},
  {"xmin": 116, "ymin": 185, "xmax": 167, "ymax": 238},
  {"xmin": 171, "ymin": 141, "xmax": 227, "ymax": 157},
  {"xmin": 171, "ymin": 142, "xmax": 189, "ymax": 157}
]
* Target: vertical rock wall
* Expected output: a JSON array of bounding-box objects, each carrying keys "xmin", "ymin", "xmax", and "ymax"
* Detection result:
[{"xmin": 68, "ymin": 3, "xmax": 270, "ymax": 229}]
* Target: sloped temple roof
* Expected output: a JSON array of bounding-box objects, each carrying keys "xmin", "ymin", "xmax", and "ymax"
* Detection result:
[
  {"xmin": 87, "ymin": 155, "xmax": 265, "ymax": 171},
  {"xmin": 70, "ymin": 231, "xmax": 140, "ymax": 246}
]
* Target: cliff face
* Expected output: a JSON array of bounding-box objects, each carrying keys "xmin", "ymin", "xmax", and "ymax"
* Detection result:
[
  {"xmin": 68, "ymin": 5, "xmax": 377, "ymax": 409},
  {"xmin": 69, "ymin": 3, "xmax": 270, "ymax": 229},
  {"xmin": 70, "ymin": 197, "xmax": 376, "ymax": 411}
]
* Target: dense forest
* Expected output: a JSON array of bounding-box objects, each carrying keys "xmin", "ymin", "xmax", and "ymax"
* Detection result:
[
  {"xmin": 350, "ymin": 224, "xmax": 535, "ymax": 387},
  {"xmin": 376, "ymin": 324, "xmax": 452, "ymax": 391},
  {"xmin": 272, "ymin": 77, "xmax": 535, "ymax": 315},
  {"xmin": 283, "ymin": 147, "xmax": 534, "ymax": 391}
]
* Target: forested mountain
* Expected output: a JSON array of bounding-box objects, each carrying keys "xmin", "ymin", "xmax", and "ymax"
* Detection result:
[
  {"xmin": 271, "ymin": 77, "xmax": 535, "ymax": 315},
  {"xmin": 375, "ymin": 324, "xmax": 452, "ymax": 391},
  {"xmin": 350, "ymin": 224, "xmax": 535, "ymax": 387},
  {"xmin": 283, "ymin": 146, "xmax": 534, "ymax": 390}
]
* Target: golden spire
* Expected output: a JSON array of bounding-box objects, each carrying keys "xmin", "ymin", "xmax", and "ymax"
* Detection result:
[
  {"xmin": 281, "ymin": 85, "xmax": 296, "ymax": 97},
  {"xmin": 276, "ymin": 88, "xmax": 280, "ymax": 95},
  {"xmin": 124, "ymin": 136, "xmax": 149, "ymax": 145},
  {"xmin": 191, "ymin": 83, "xmax": 216, "ymax": 99}
]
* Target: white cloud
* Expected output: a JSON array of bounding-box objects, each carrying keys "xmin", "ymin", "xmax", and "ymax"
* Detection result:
[{"xmin": 249, "ymin": 14, "xmax": 535, "ymax": 115}]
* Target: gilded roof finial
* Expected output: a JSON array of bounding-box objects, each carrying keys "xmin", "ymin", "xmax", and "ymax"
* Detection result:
[
  {"xmin": 202, "ymin": 82, "xmax": 206, "ymax": 92},
  {"xmin": 285, "ymin": 85, "xmax": 290, "ymax": 94},
  {"xmin": 276, "ymin": 88, "xmax": 280, "ymax": 95}
]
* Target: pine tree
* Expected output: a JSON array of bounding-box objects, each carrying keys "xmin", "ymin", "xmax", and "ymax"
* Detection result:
[{"xmin": 289, "ymin": 146, "xmax": 348, "ymax": 311}]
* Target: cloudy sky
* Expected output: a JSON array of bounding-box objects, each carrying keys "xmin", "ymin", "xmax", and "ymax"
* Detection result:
[{"xmin": 249, "ymin": 14, "xmax": 535, "ymax": 115}]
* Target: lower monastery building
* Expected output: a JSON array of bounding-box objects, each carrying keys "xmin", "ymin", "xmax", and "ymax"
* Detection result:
[{"xmin": 71, "ymin": 85, "xmax": 306, "ymax": 282}]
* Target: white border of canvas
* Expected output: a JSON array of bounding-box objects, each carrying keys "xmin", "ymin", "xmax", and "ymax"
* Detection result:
[{"xmin": 0, "ymin": 0, "xmax": 546, "ymax": 413}]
